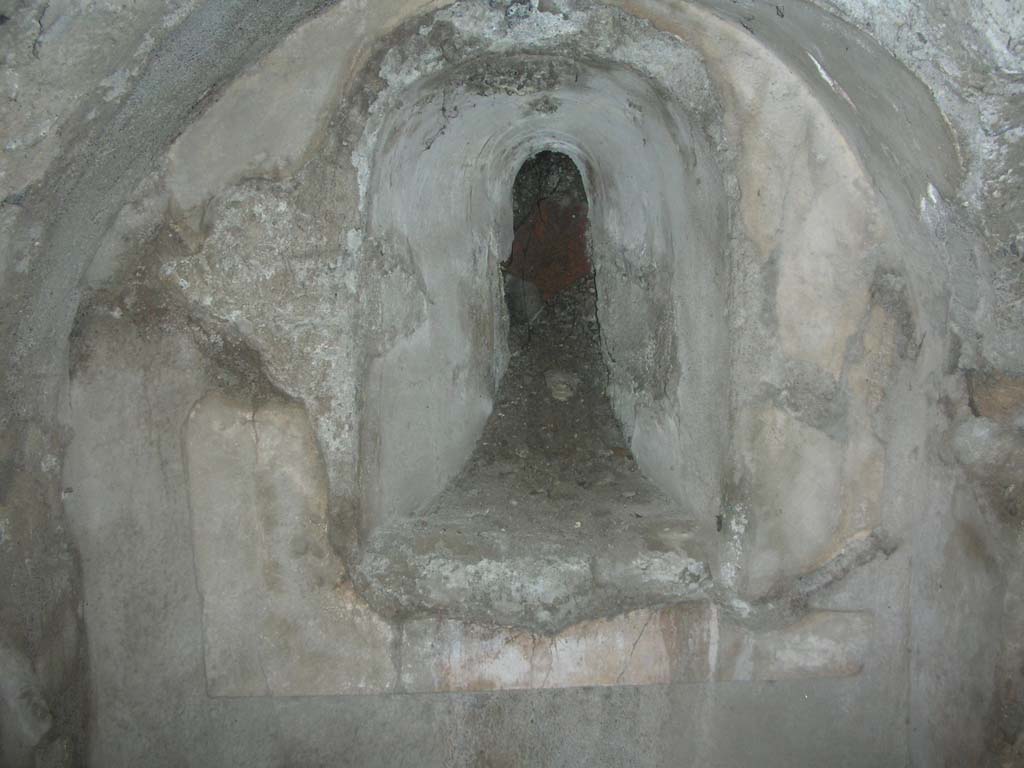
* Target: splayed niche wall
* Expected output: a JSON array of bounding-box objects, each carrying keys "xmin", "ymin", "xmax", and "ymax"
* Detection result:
[{"xmin": 353, "ymin": 52, "xmax": 731, "ymax": 627}]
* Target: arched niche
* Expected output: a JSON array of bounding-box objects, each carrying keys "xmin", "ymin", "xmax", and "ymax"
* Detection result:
[{"xmin": 357, "ymin": 54, "xmax": 731, "ymax": 535}]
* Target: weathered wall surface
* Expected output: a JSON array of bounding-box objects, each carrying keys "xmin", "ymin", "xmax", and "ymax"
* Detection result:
[
  {"xmin": 779, "ymin": 3, "xmax": 1024, "ymax": 761},
  {"xmin": 0, "ymin": 0, "xmax": 1021, "ymax": 766},
  {"xmin": 807, "ymin": 0, "xmax": 1024, "ymax": 375}
]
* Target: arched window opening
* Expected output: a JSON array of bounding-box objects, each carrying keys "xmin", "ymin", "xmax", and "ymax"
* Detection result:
[{"xmin": 487, "ymin": 150, "xmax": 629, "ymax": 489}]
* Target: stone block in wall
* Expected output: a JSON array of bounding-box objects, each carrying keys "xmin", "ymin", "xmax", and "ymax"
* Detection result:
[
  {"xmin": 186, "ymin": 392, "xmax": 396, "ymax": 696},
  {"xmin": 838, "ymin": 431, "xmax": 885, "ymax": 544},
  {"xmin": 715, "ymin": 611, "xmax": 873, "ymax": 682},
  {"xmin": 399, "ymin": 603, "xmax": 712, "ymax": 693},
  {"xmin": 952, "ymin": 417, "xmax": 1024, "ymax": 520},
  {"xmin": 967, "ymin": 370, "xmax": 1024, "ymax": 425},
  {"xmin": 163, "ymin": 0, "xmax": 409, "ymax": 215},
  {"xmin": 848, "ymin": 305, "xmax": 900, "ymax": 416},
  {"xmin": 739, "ymin": 406, "xmax": 844, "ymax": 598},
  {"xmin": 398, "ymin": 605, "xmax": 872, "ymax": 692}
]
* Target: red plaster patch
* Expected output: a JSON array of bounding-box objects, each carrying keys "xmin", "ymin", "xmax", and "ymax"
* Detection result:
[{"xmin": 505, "ymin": 199, "xmax": 590, "ymax": 300}]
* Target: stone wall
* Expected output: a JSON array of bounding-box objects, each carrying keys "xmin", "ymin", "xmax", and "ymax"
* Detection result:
[{"xmin": 0, "ymin": 0, "xmax": 1021, "ymax": 765}]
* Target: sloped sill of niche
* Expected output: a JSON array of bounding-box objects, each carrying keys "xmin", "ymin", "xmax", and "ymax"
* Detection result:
[{"xmin": 352, "ymin": 495, "xmax": 715, "ymax": 634}]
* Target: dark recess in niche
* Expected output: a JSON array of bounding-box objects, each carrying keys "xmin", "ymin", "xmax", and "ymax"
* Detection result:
[
  {"xmin": 503, "ymin": 150, "xmax": 591, "ymax": 326},
  {"xmin": 486, "ymin": 150, "xmax": 630, "ymax": 490}
]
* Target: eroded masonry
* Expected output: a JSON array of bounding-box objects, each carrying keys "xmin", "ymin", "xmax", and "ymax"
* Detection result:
[{"xmin": 1, "ymin": 1, "xmax": 1022, "ymax": 766}]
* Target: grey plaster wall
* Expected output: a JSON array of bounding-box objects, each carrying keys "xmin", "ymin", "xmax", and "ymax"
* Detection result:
[{"xmin": 0, "ymin": 0, "xmax": 1021, "ymax": 766}]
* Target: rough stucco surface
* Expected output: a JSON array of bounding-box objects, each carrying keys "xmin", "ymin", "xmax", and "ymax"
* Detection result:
[
  {"xmin": 0, "ymin": 0, "xmax": 1022, "ymax": 767},
  {"xmin": 804, "ymin": 0, "xmax": 1024, "ymax": 379}
]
